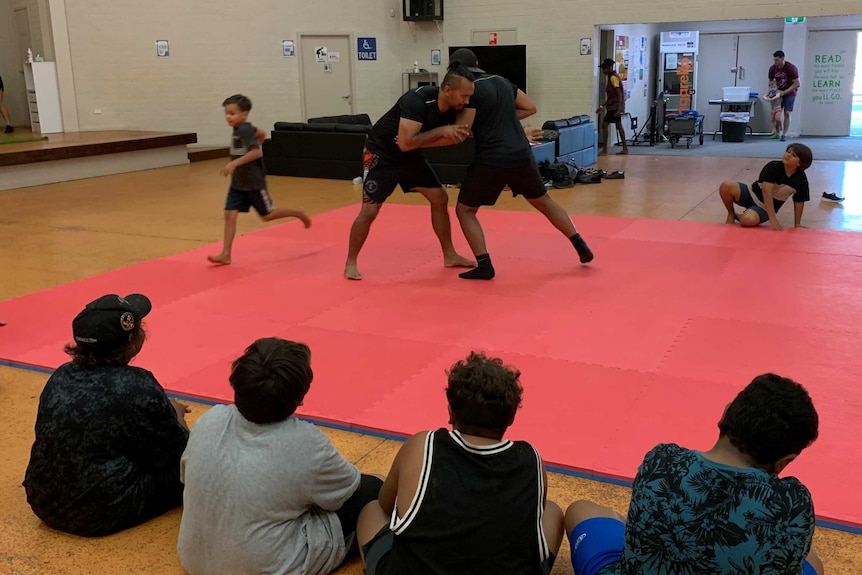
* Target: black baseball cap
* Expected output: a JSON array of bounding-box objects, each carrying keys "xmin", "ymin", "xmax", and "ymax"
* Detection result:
[
  {"xmin": 72, "ymin": 294, "xmax": 152, "ymax": 349},
  {"xmin": 449, "ymin": 48, "xmax": 485, "ymax": 73},
  {"xmin": 599, "ymin": 58, "xmax": 616, "ymax": 69}
]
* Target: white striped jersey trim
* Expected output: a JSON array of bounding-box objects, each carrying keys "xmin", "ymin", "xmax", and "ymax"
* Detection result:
[
  {"xmin": 390, "ymin": 431, "xmax": 435, "ymax": 534},
  {"xmin": 259, "ymin": 189, "xmax": 273, "ymax": 213},
  {"xmin": 448, "ymin": 429, "xmax": 514, "ymax": 454},
  {"xmin": 531, "ymin": 444, "xmax": 551, "ymax": 562}
]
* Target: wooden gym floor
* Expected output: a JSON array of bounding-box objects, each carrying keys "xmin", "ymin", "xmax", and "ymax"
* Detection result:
[{"xmin": 1, "ymin": 154, "xmax": 860, "ymax": 574}]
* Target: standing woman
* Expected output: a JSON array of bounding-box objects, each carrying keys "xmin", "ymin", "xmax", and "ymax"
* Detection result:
[{"xmin": 0, "ymin": 73, "xmax": 14, "ymax": 133}]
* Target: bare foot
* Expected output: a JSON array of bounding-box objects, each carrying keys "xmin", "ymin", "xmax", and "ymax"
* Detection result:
[
  {"xmin": 725, "ymin": 212, "xmax": 740, "ymax": 225},
  {"xmin": 616, "ymin": 149, "xmax": 629, "ymax": 155},
  {"xmin": 344, "ymin": 263, "xmax": 363, "ymax": 280},
  {"xmin": 444, "ymin": 254, "xmax": 477, "ymax": 268},
  {"xmin": 0, "ymin": 321, "xmax": 6, "ymax": 327},
  {"xmin": 297, "ymin": 212, "xmax": 312, "ymax": 228},
  {"xmin": 597, "ymin": 150, "xmax": 608, "ymax": 156},
  {"xmin": 207, "ymin": 254, "xmax": 231, "ymax": 266}
]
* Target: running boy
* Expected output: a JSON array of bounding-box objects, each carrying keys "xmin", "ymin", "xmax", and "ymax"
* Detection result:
[
  {"xmin": 763, "ymin": 79, "xmax": 783, "ymax": 138},
  {"xmin": 208, "ymin": 94, "xmax": 311, "ymax": 265}
]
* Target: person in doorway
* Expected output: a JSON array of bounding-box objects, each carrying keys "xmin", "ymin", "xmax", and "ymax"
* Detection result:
[
  {"xmin": 597, "ymin": 59, "xmax": 628, "ymax": 155},
  {"xmin": 344, "ymin": 65, "xmax": 477, "ymax": 280},
  {"xmin": 718, "ymin": 143, "xmax": 812, "ymax": 230},
  {"xmin": 768, "ymin": 50, "xmax": 800, "ymax": 142},
  {"xmin": 0, "ymin": 74, "xmax": 14, "ymax": 133},
  {"xmin": 208, "ymin": 94, "xmax": 311, "ymax": 266},
  {"xmin": 564, "ymin": 373, "xmax": 822, "ymax": 575},
  {"xmin": 448, "ymin": 48, "xmax": 593, "ymax": 280}
]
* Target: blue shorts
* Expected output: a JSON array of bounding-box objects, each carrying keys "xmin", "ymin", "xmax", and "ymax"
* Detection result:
[
  {"xmin": 735, "ymin": 183, "xmax": 768, "ymax": 223},
  {"xmin": 569, "ymin": 517, "xmax": 625, "ymax": 575},
  {"xmin": 225, "ymin": 187, "xmax": 273, "ymax": 216},
  {"xmin": 781, "ymin": 94, "xmax": 796, "ymax": 112}
]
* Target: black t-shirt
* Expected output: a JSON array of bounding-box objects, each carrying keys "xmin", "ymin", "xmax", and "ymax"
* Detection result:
[
  {"xmin": 23, "ymin": 362, "xmax": 189, "ymax": 531},
  {"xmin": 366, "ymin": 86, "xmax": 455, "ymax": 163},
  {"xmin": 466, "ymin": 74, "xmax": 532, "ymax": 166},
  {"xmin": 752, "ymin": 160, "xmax": 810, "ymax": 211}
]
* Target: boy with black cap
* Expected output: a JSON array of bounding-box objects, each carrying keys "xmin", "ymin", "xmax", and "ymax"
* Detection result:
[
  {"xmin": 23, "ymin": 293, "xmax": 190, "ymax": 537},
  {"xmin": 448, "ymin": 47, "xmax": 593, "ymax": 280},
  {"xmin": 597, "ymin": 58, "xmax": 628, "ymax": 155}
]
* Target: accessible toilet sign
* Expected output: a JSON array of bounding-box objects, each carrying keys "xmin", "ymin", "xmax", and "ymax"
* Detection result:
[{"xmin": 358, "ymin": 37, "xmax": 377, "ymax": 60}]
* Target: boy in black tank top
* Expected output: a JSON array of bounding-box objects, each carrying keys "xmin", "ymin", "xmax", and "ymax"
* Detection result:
[{"xmin": 356, "ymin": 351, "xmax": 565, "ymax": 575}]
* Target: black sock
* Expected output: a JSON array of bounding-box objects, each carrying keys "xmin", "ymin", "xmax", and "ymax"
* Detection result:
[
  {"xmin": 569, "ymin": 233, "xmax": 594, "ymax": 264},
  {"xmin": 459, "ymin": 253, "xmax": 495, "ymax": 280}
]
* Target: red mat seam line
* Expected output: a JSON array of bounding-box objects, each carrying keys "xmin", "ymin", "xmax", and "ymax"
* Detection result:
[{"xmin": 654, "ymin": 317, "xmax": 692, "ymax": 374}]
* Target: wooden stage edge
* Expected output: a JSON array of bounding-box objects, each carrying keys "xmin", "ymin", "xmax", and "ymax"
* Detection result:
[
  {"xmin": 0, "ymin": 130, "xmax": 198, "ymax": 167},
  {"xmin": 0, "ymin": 131, "xmax": 200, "ymax": 191}
]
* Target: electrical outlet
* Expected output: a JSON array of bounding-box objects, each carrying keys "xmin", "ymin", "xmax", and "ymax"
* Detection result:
[{"xmin": 93, "ymin": 109, "xmax": 102, "ymax": 115}]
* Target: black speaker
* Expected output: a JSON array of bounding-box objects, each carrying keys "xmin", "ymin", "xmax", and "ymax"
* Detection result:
[{"xmin": 403, "ymin": 0, "xmax": 443, "ymax": 21}]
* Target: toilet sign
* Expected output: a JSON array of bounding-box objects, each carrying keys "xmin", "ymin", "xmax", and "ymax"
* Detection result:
[
  {"xmin": 489, "ymin": 32, "xmax": 498, "ymax": 45},
  {"xmin": 357, "ymin": 37, "xmax": 377, "ymax": 61}
]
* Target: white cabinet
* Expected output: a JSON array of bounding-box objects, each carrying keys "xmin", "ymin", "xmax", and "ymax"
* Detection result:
[{"xmin": 23, "ymin": 62, "xmax": 64, "ymax": 134}]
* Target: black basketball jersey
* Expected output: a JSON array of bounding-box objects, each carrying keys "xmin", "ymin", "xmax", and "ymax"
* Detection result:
[
  {"xmin": 382, "ymin": 428, "xmax": 550, "ymax": 574},
  {"xmin": 467, "ymin": 73, "xmax": 532, "ymax": 166}
]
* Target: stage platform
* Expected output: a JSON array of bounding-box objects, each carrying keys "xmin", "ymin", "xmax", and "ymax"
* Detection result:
[{"xmin": 0, "ymin": 130, "xmax": 197, "ymax": 190}]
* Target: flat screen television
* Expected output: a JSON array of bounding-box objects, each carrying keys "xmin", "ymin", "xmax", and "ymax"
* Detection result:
[{"xmin": 447, "ymin": 45, "xmax": 528, "ymax": 92}]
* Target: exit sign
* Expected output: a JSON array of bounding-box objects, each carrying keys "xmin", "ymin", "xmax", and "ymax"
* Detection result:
[{"xmin": 785, "ymin": 17, "xmax": 805, "ymax": 23}]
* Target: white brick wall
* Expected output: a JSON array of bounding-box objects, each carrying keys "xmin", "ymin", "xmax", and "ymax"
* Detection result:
[{"xmin": 61, "ymin": 0, "xmax": 862, "ymax": 144}]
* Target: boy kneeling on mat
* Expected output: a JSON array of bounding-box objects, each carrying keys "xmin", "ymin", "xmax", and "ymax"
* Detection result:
[
  {"xmin": 178, "ymin": 337, "xmax": 382, "ymax": 575},
  {"xmin": 356, "ymin": 351, "xmax": 565, "ymax": 575},
  {"xmin": 565, "ymin": 373, "xmax": 823, "ymax": 575},
  {"xmin": 719, "ymin": 143, "xmax": 812, "ymax": 230}
]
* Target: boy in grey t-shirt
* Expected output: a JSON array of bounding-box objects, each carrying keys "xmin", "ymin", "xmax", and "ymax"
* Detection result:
[
  {"xmin": 208, "ymin": 94, "xmax": 312, "ymax": 265},
  {"xmin": 178, "ymin": 338, "xmax": 382, "ymax": 575}
]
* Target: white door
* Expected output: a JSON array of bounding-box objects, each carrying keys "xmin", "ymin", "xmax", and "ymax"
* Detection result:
[
  {"xmin": 299, "ymin": 35, "xmax": 353, "ymax": 120},
  {"xmin": 736, "ymin": 33, "xmax": 782, "ymax": 134},
  {"xmin": 696, "ymin": 34, "xmax": 739, "ymax": 134}
]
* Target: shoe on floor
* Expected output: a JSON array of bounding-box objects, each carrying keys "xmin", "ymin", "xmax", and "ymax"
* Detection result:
[
  {"xmin": 780, "ymin": 134, "xmax": 786, "ymax": 141},
  {"xmin": 822, "ymin": 192, "xmax": 845, "ymax": 203},
  {"xmin": 769, "ymin": 133, "xmax": 780, "ymax": 139},
  {"xmin": 3, "ymin": 125, "xmax": 14, "ymax": 134},
  {"xmin": 604, "ymin": 171, "xmax": 625, "ymax": 180}
]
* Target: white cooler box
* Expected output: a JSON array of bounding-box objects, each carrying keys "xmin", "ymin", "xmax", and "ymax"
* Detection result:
[{"xmin": 723, "ymin": 86, "xmax": 750, "ymax": 102}]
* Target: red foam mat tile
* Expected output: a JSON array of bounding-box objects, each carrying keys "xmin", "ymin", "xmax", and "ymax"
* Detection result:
[{"xmin": 2, "ymin": 206, "xmax": 860, "ymax": 528}]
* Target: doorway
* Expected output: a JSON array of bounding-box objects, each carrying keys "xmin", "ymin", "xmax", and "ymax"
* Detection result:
[{"xmin": 299, "ymin": 34, "xmax": 354, "ymax": 121}]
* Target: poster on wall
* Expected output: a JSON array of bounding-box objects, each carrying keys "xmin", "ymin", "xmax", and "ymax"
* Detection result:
[
  {"xmin": 614, "ymin": 39, "xmax": 629, "ymax": 82},
  {"xmin": 803, "ymin": 31, "xmax": 857, "ymax": 136},
  {"xmin": 282, "ymin": 40, "xmax": 295, "ymax": 57}
]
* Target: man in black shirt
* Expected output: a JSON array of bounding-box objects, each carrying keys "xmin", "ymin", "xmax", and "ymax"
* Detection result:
[
  {"xmin": 449, "ymin": 49, "xmax": 593, "ymax": 280},
  {"xmin": 719, "ymin": 143, "xmax": 812, "ymax": 230},
  {"xmin": 344, "ymin": 64, "xmax": 477, "ymax": 280}
]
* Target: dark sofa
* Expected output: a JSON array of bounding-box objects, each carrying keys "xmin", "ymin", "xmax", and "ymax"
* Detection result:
[
  {"xmin": 263, "ymin": 113, "xmax": 475, "ymax": 183},
  {"xmin": 263, "ymin": 114, "xmax": 372, "ymax": 180}
]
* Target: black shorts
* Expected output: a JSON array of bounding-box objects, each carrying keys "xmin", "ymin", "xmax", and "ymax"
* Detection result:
[
  {"xmin": 603, "ymin": 110, "xmax": 623, "ymax": 124},
  {"xmin": 224, "ymin": 187, "xmax": 273, "ymax": 216},
  {"xmin": 458, "ymin": 158, "xmax": 547, "ymax": 207},
  {"xmin": 362, "ymin": 150, "xmax": 441, "ymax": 204},
  {"xmin": 361, "ymin": 525, "xmax": 556, "ymax": 575},
  {"xmin": 0, "ymin": 74, "xmax": 5, "ymax": 92}
]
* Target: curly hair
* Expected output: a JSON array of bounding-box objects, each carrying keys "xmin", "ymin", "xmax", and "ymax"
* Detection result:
[
  {"xmin": 229, "ymin": 337, "xmax": 313, "ymax": 424},
  {"xmin": 445, "ymin": 351, "xmax": 523, "ymax": 439},
  {"xmin": 718, "ymin": 373, "xmax": 819, "ymax": 465},
  {"xmin": 64, "ymin": 326, "xmax": 146, "ymax": 368}
]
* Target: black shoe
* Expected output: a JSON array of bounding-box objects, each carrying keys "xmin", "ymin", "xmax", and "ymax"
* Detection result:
[
  {"xmin": 821, "ymin": 192, "xmax": 844, "ymax": 203},
  {"xmin": 604, "ymin": 171, "xmax": 625, "ymax": 180},
  {"xmin": 3, "ymin": 125, "xmax": 13, "ymax": 134}
]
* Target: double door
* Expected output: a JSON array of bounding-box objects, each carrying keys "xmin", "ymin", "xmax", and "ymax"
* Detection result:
[{"xmin": 697, "ymin": 33, "xmax": 782, "ymax": 134}]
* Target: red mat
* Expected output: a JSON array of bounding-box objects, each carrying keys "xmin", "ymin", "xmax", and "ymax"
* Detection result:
[{"xmin": 2, "ymin": 204, "xmax": 860, "ymax": 530}]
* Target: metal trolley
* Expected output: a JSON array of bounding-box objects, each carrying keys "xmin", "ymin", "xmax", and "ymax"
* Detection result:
[{"xmin": 665, "ymin": 112, "xmax": 704, "ymax": 149}]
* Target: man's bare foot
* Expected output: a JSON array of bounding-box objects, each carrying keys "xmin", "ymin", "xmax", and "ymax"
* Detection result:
[
  {"xmin": 617, "ymin": 149, "xmax": 629, "ymax": 155},
  {"xmin": 444, "ymin": 254, "xmax": 477, "ymax": 268},
  {"xmin": 0, "ymin": 321, "xmax": 6, "ymax": 327},
  {"xmin": 207, "ymin": 254, "xmax": 231, "ymax": 265},
  {"xmin": 344, "ymin": 263, "xmax": 363, "ymax": 280},
  {"xmin": 725, "ymin": 212, "xmax": 739, "ymax": 225},
  {"xmin": 297, "ymin": 212, "xmax": 312, "ymax": 228}
]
